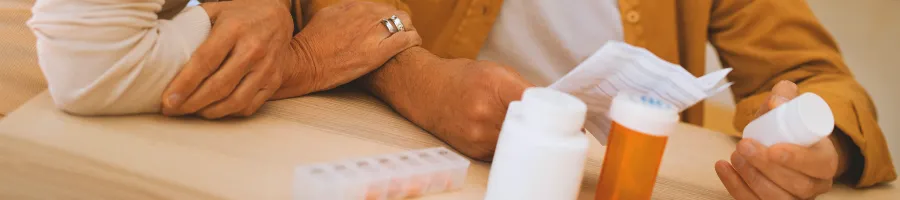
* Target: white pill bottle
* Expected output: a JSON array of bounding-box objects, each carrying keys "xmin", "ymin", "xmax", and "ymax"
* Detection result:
[
  {"xmin": 484, "ymin": 88, "xmax": 589, "ymax": 200},
  {"xmin": 742, "ymin": 93, "xmax": 835, "ymax": 146}
]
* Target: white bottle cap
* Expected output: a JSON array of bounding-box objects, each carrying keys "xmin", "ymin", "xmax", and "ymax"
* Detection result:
[
  {"xmin": 780, "ymin": 93, "xmax": 835, "ymax": 145},
  {"xmin": 519, "ymin": 88, "xmax": 588, "ymax": 134},
  {"xmin": 742, "ymin": 93, "xmax": 834, "ymax": 146},
  {"xmin": 608, "ymin": 93, "xmax": 680, "ymax": 136}
]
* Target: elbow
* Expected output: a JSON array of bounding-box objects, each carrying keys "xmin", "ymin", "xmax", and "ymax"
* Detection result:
[
  {"xmin": 41, "ymin": 67, "xmax": 161, "ymax": 116},
  {"xmin": 47, "ymin": 87, "xmax": 107, "ymax": 116}
]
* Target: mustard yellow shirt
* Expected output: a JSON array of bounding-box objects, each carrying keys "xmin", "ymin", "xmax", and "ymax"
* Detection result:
[{"xmin": 308, "ymin": 0, "xmax": 896, "ymax": 188}]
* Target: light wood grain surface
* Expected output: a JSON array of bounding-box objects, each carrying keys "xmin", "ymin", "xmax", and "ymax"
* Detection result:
[{"xmin": 0, "ymin": 89, "xmax": 896, "ymax": 199}]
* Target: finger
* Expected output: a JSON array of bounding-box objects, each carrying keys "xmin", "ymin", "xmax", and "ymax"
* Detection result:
[
  {"xmin": 495, "ymin": 68, "xmax": 534, "ymax": 108},
  {"xmin": 768, "ymin": 138, "xmax": 839, "ymax": 179},
  {"xmin": 730, "ymin": 153, "xmax": 796, "ymax": 200},
  {"xmin": 378, "ymin": 31, "xmax": 422, "ymax": 58},
  {"xmin": 376, "ymin": 11, "xmax": 420, "ymax": 57},
  {"xmin": 715, "ymin": 160, "xmax": 760, "ymax": 200},
  {"xmin": 235, "ymin": 79, "xmax": 279, "ymax": 117},
  {"xmin": 350, "ymin": 0, "xmax": 398, "ymax": 36},
  {"xmin": 740, "ymin": 139, "xmax": 831, "ymax": 199},
  {"xmin": 162, "ymin": 17, "xmax": 242, "ymax": 111},
  {"xmin": 390, "ymin": 11, "xmax": 416, "ymax": 32},
  {"xmin": 176, "ymin": 40, "xmax": 264, "ymax": 114},
  {"xmin": 755, "ymin": 80, "xmax": 799, "ymax": 116},
  {"xmin": 196, "ymin": 67, "xmax": 268, "ymax": 119},
  {"xmin": 771, "ymin": 80, "xmax": 800, "ymax": 101},
  {"xmin": 372, "ymin": 10, "xmax": 414, "ymax": 38},
  {"xmin": 234, "ymin": 87, "xmax": 276, "ymax": 117}
]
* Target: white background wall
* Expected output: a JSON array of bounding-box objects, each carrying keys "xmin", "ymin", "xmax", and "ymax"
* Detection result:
[{"xmin": 704, "ymin": 0, "xmax": 900, "ymax": 173}]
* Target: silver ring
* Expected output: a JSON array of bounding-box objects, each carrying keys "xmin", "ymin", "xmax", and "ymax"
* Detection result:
[
  {"xmin": 382, "ymin": 19, "xmax": 398, "ymax": 34},
  {"xmin": 390, "ymin": 15, "xmax": 405, "ymax": 32}
]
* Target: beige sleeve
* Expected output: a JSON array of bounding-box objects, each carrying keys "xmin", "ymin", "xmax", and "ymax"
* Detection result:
[{"xmin": 28, "ymin": 0, "xmax": 211, "ymax": 115}]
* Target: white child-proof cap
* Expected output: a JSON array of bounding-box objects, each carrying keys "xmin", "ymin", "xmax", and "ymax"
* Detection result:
[
  {"xmin": 519, "ymin": 87, "xmax": 588, "ymax": 134},
  {"xmin": 608, "ymin": 93, "xmax": 680, "ymax": 136},
  {"xmin": 786, "ymin": 93, "xmax": 835, "ymax": 145},
  {"xmin": 743, "ymin": 93, "xmax": 834, "ymax": 147}
]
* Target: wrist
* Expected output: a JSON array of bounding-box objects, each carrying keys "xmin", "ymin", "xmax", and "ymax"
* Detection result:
[
  {"xmin": 358, "ymin": 47, "xmax": 442, "ymax": 95},
  {"xmin": 357, "ymin": 47, "xmax": 446, "ymax": 113},
  {"xmin": 273, "ymin": 37, "xmax": 318, "ymax": 99},
  {"xmin": 830, "ymin": 128, "xmax": 853, "ymax": 178}
]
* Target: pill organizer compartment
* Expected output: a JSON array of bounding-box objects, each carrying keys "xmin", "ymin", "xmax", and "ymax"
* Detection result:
[
  {"xmin": 351, "ymin": 159, "xmax": 390, "ymax": 200},
  {"xmin": 294, "ymin": 165, "xmax": 342, "ymax": 200},
  {"xmin": 413, "ymin": 148, "xmax": 471, "ymax": 193},
  {"xmin": 429, "ymin": 147, "xmax": 470, "ymax": 190},
  {"xmin": 394, "ymin": 154, "xmax": 433, "ymax": 197},
  {"xmin": 376, "ymin": 155, "xmax": 416, "ymax": 199},
  {"xmin": 293, "ymin": 147, "xmax": 471, "ymax": 200}
]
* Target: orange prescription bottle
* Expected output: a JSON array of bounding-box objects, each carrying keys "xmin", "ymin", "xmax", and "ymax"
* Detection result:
[{"xmin": 595, "ymin": 93, "xmax": 679, "ymax": 200}]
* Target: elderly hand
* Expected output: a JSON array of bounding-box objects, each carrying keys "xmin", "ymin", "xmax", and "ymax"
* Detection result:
[
  {"xmin": 273, "ymin": 0, "xmax": 421, "ymax": 99},
  {"xmin": 161, "ymin": 0, "xmax": 295, "ymax": 118},
  {"xmin": 161, "ymin": 0, "xmax": 420, "ymax": 119},
  {"xmin": 715, "ymin": 80, "xmax": 843, "ymax": 199},
  {"xmin": 383, "ymin": 54, "xmax": 533, "ymax": 161}
]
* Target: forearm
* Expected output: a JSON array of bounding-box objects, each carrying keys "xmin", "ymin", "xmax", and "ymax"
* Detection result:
[{"xmin": 356, "ymin": 47, "xmax": 443, "ymax": 117}]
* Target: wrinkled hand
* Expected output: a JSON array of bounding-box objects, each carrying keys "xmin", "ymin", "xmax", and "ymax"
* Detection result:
[
  {"xmin": 161, "ymin": 0, "xmax": 295, "ymax": 119},
  {"xmin": 273, "ymin": 0, "xmax": 421, "ymax": 99},
  {"xmin": 393, "ymin": 58, "xmax": 533, "ymax": 161},
  {"xmin": 715, "ymin": 80, "xmax": 841, "ymax": 199}
]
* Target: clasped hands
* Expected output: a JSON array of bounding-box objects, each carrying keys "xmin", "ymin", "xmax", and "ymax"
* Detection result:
[
  {"xmin": 159, "ymin": 0, "xmax": 532, "ymax": 161},
  {"xmin": 160, "ymin": 0, "xmax": 419, "ymax": 118}
]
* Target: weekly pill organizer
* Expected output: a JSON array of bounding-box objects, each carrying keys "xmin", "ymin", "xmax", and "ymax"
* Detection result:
[{"xmin": 294, "ymin": 147, "xmax": 471, "ymax": 200}]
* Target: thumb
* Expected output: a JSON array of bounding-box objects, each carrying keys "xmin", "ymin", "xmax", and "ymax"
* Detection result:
[
  {"xmin": 497, "ymin": 71, "xmax": 534, "ymax": 109},
  {"xmin": 756, "ymin": 80, "xmax": 800, "ymax": 116}
]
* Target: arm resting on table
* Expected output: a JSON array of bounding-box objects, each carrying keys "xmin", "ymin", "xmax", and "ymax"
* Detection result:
[
  {"xmin": 28, "ymin": 0, "xmax": 211, "ymax": 115},
  {"xmin": 708, "ymin": 0, "xmax": 896, "ymax": 187}
]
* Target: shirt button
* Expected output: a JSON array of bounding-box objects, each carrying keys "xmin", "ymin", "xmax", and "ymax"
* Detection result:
[{"xmin": 625, "ymin": 11, "xmax": 640, "ymax": 23}]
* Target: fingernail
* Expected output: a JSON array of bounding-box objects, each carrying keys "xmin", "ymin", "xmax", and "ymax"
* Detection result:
[
  {"xmin": 739, "ymin": 141, "xmax": 756, "ymax": 157},
  {"xmin": 167, "ymin": 94, "xmax": 183, "ymax": 107},
  {"xmin": 772, "ymin": 95, "xmax": 790, "ymax": 105}
]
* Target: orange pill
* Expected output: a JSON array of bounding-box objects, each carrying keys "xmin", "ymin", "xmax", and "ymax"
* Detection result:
[
  {"xmin": 406, "ymin": 183, "xmax": 422, "ymax": 197},
  {"xmin": 365, "ymin": 190, "xmax": 381, "ymax": 200}
]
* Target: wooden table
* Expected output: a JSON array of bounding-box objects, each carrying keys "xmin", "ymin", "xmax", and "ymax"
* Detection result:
[{"xmin": 0, "ymin": 90, "xmax": 896, "ymax": 199}]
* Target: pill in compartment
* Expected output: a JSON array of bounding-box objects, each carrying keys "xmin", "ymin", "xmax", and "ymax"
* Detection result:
[
  {"xmin": 396, "ymin": 154, "xmax": 432, "ymax": 197},
  {"xmin": 415, "ymin": 149, "xmax": 454, "ymax": 194},
  {"xmin": 434, "ymin": 148, "xmax": 470, "ymax": 190},
  {"xmin": 353, "ymin": 159, "xmax": 389, "ymax": 200},
  {"xmin": 333, "ymin": 163, "xmax": 367, "ymax": 200},
  {"xmin": 377, "ymin": 156, "xmax": 412, "ymax": 199},
  {"xmin": 293, "ymin": 148, "xmax": 471, "ymax": 200}
]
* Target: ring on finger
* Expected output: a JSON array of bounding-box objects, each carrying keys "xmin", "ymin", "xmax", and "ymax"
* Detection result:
[
  {"xmin": 381, "ymin": 19, "xmax": 398, "ymax": 33},
  {"xmin": 390, "ymin": 15, "xmax": 405, "ymax": 32}
]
